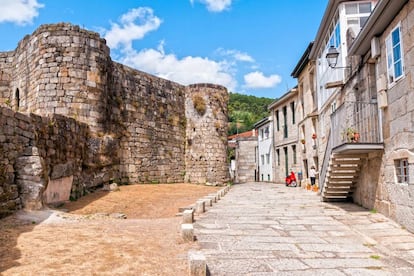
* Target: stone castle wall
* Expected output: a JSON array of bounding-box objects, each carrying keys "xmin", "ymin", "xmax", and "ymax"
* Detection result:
[
  {"xmin": 185, "ymin": 84, "xmax": 229, "ymax": 184},
  {"xmin": 0, "ymin": 23, "xmax": 229, "ymax": 216}
]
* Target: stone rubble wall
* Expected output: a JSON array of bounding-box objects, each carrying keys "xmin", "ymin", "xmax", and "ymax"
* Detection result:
[
  {"xmin": 0, "ymin": 23, "xmax": 229, "ymax": 216},
  {"xmin": 110, "ymin": 63, "xmax": 187, "ymax": 184},
  {"xmin": 10, "ymin": 23, "xmax": 111, "ymax": 132},
  {"xmin": 0, "ymin": 52, "xmax": 14, "ymax": 106},
  {"xmin": 185, "ymin": 84, "xmax": 229, "ymax": 184},
  {"xmin": 0, "ymin": 107, "xmax": 120, "ymax": 218}
]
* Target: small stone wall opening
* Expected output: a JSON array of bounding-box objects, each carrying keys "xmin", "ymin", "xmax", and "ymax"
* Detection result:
[{"xmin": 15, "ymin": 88, "xmax": 20, "ymax": 110}]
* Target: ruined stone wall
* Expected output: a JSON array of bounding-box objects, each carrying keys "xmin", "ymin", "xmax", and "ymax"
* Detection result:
[
  {"xmin": 0, "ymin": 106, "xmax": 119, "ymax": 217},
  {"xmin": 185, "ymin": 84, "xmax": 229, "ymax": 184},
  {"xmin": 0, "ymin": 107, "xmax": 29, "ymax": 217},
  {"xmin": 110, "ymin": 64, "xmax": 187, "ymax": 184},
  {"xmin": 0, "ymin": 52, "xmax": 14, "ymax": 106},
  {"xmin": 0, "ymin": 23, "xmax": 229, "ymax": 216}
]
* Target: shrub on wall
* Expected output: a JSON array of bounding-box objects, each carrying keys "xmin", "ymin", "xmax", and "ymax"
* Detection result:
[{"xmin": 192, "ymin": 94, "xmax": 206, "ymax": 116}]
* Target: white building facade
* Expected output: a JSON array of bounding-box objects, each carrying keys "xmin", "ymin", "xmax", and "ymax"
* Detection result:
[{"xmin": 254, "ymin": 116, "xmax": 273, "ymax": 182}]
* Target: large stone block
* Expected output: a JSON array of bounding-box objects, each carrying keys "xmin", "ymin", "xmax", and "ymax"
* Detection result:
[
  {"xmin": 188, "ymin": 251, "xmax": 207, "ymax": 276},
  {"xmin": 181, "ymin": 223, "xmax": 194, "ymax": 242},
  {"xmin": 43, "ymin": 175, "xmax": 73, "ymax": 204},
  {"xmin": 183, "ymin": 209, "xmax": 194, "ymax": 224}
]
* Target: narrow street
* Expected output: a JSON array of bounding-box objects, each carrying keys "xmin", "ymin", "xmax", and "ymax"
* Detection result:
[{"xmin": 194, "ymin": 182, "xmax": 414, "ymax": 275}]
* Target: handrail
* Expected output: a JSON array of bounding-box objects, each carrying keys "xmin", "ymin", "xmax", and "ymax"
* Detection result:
[{"xmin": 319, "ymin": 128, "xmax": 332, "ymax": 193}]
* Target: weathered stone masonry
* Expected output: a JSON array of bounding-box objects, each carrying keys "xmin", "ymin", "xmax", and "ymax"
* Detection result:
[{"xmin": 0, "ymin": 23, "xmax": 229, "ymax": 217}]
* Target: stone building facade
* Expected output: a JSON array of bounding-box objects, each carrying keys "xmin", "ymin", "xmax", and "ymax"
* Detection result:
[
  {"xmin": 234, "ymin": 136, "xmax": 257, "ymax": 183},
  {"xmin": 347, "ymin": 0, "xmax": 414, "ymax": 232},
  {"xmin": 268, "ymin": 87, "xmax": 300, "ymax": 183},
  {"xmin": 0, "ymin": 23, "xmax": 229, "ymax": 217},
  {"xmin": 291, "ymin": 42, "xmax": 320, "ymax": 186}
]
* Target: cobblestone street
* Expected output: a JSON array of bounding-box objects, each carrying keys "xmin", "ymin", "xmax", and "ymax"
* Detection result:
[{"xmin": 194, "ymin": 182, "xmax": 414, "ymax": 275}]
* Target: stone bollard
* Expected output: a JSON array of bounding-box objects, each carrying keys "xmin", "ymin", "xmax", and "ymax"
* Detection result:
[
  {"xmin": 203, "ymin": 197, "xmax": 213, "ymax": 207},
  {"xmin": 183, "ymin": 209, "xmax": 194, "ymax": 224},
  {"xmin": 188, "ymin": 250, "xmax": 207, "ymax": 276},
  {"xmin": 181, "ymin": 223, "xmax": 194, "ymax": 242},
  {"xmin": 207, "ymin": 194, "xmax": 217, "ymax": 203},
  {"xmin": 216, "ymin": 192, "xmax": 221, "ymax": 200},
  {"xmin": 195, "ymin": 200, "xmax": 205, "ymax": 214}
]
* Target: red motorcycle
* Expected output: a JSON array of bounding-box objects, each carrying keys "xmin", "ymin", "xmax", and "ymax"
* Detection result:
[{"xmin": 285, "ymin": 171, "xmax": 297, "ymax": 187}]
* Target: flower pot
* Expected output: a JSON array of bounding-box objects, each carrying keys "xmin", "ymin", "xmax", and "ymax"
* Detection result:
[{"xmin": 353, "ymin": 132, "xmax": 360, "ymax": 142}]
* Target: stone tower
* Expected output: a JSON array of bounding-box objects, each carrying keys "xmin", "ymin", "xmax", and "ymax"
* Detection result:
[
  {"xmin": 10, "ymin": 23, "xmax": 111, "ymax": 132},
  {"xmin": 185, "ymin": 84, "xmax": 229, "ymax": 184}
]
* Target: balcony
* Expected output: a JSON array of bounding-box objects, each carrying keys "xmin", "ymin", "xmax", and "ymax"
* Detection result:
[
  {"xmin": 320, "ymin": 101, "xmax": 383, "ymax": 202},
  {"xmin": 330, "ymin": 101, "xmax": 383, "ymax": 154}
]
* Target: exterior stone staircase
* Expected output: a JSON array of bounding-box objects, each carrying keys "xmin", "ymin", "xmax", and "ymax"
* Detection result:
[{"xmin": 321, "ymin": 153, "xmax": 366, "ymax": 202}]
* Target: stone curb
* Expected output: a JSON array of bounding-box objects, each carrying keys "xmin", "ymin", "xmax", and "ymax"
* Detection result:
[{"xmin": 182, "ymin": 184, "xmax": 231, "ymax": 276}]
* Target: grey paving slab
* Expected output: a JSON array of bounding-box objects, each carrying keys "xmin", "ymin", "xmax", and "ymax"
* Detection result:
[{"xmin": 193, "ymin": 182, "xmax": 414, "ymax": 275}]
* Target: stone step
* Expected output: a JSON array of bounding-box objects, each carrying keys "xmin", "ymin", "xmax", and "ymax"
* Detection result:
[
  {"xmin": 331, "ymin": 159, "xmax": 362, "ymax": 165},
  {"xmin": 325, "ymin": 186, "xmax": 355, "ymax": 191}
]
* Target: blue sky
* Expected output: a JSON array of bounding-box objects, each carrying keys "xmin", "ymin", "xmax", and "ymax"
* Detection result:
[{"xmin": 0, "ymin": 0, "xmax": 327, "ymax": 99}]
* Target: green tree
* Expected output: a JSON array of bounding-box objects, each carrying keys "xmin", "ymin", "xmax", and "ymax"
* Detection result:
[{"xmin": 228, "ymin": 92, "xmax": 275, "ymax": 135}]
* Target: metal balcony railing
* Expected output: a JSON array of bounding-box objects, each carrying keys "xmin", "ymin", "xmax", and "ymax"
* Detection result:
[
  {"xmin": 319, "ymin": 101, "xmax": 382, "ymax": 193},
  {"xmin": 330, "ymin": 101, "xmax": 381, "ymax": 149}
]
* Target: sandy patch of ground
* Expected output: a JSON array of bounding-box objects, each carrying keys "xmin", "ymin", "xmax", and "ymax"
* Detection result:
[{"xmin": 0, "ymin": 183, "xmax": 221, "ymax": 275}]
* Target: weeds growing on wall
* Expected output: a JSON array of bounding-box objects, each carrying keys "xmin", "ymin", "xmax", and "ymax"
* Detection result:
[{"xmin": 192, "ymin": 94, "xmax": 206, "ymax": 116}]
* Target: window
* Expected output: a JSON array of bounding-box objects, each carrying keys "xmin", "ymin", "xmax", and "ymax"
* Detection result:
[
  {"xmin": 395, "ymin": 159, "xmax": 409, "ymax": 183},
  {"xmin": 292, "ymin": 145, "xmax": 297, "ymax": 164},
  {"xmin": 267, "ymin": 174, "xmax": 270, "ymax": 181},
  {"xmin": 260, "ymin": 129, "xmax": 264, "ymax": 140},
  {"xmin": 345, "ymin": 2, "xmax": 373, "ymax": 34},
  {"xmin": 264, "ymin": 126, "xmax": 269, "ymax": 139},
  {"xmin": 261, "ymin": 155, "xmax": 265, "ymax": 165},
  {"xmin": 386, "ymin": 25, "xmax": 404, "ymax": 84},
  {"xmin": 276, "ymin": 110, "xmax": 280, "ymax": 131},
  {"xmin": 283, "ymin": 106, "xmax": 288, "ymax": 138},
  {"xmin": 276, "ymin": 149, "xmax": 280, "ymax": 166},
  {"xmin": 291, "ymin": 102, "xmax": 295, "ymax": 124},
  {"xmin": 266, "ymin": 153, "xmax": 270, "ymax": 164},
  {"xmin": 328, "ymin": 23, "xmax": 341, "ymax": 48}
]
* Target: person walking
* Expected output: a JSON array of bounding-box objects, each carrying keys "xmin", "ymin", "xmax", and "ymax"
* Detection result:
[{"xmin": 309, "ymin": 166, "xmax": 318, "ymax": 186}]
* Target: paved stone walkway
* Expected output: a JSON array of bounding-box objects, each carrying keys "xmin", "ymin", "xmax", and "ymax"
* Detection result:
[{"xmin": 193, "ymin": 182, "xmax": 414, "ymax": 275}]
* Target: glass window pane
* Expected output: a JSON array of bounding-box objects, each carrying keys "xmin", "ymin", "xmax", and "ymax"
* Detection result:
[
  {"xmin": 359, "ymin": 3, "xmax": 371, "ymax": 13},
  {"xmin": 347, "ymin": 18, "xmax": 359, "ymax": 25},
  {"xmin": 345, "ymin": 4, "xmax": 357, "ymax": 14},
  {"xmin": 360, "ymin": 16, "xmax": 369, "ymax": 28},
  {"xmin": 347, "ymin": 18, "xmax": 359, "ymax": 26},
  {"xmin": 392, "ymin": 28, "xmax": 400, "ymax": 45},
  {"xmin": 335, "ymin": 24, "xmax": 341, "ymax": 47},
  {"xmin": 393, "ymin": 44, "xmax": 401, "ymax": 61},
  {"xmin": 395, "ymin": 61, "xmax": 402, "ymax": 76}
]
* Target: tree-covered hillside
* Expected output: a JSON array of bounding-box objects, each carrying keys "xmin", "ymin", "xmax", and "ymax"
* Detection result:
[{"xmin": 228, "ymin": 92, "xmax": 275, "ymax": 135}]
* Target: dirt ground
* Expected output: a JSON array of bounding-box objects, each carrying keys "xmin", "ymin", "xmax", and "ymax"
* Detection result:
[{"xmin": 0, "ymin": 183, "xmax": 222, "ymax": 275}]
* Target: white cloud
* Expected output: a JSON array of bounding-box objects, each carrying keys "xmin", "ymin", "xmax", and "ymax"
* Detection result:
[
  {"xmin": 0, "ymin": 0, "xmax": 43, "ymax": 25},
  {"xmin": 103, "ymin": 7, "xmax": 162, "ymax": 50},
  {"xmin": 243, "ymin": 71, "xmax": 282, "ymax": 89},
  {"xmin": 217, "ymin": 48, "xmax": 255, "ymax": 63},
  {"xmin": 120, "ymin": 44, "xmax": 237, "ymax": 91},
  {"xmin": 190, "ymin": 0, "xmax": 232, "ymax": 12}
]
